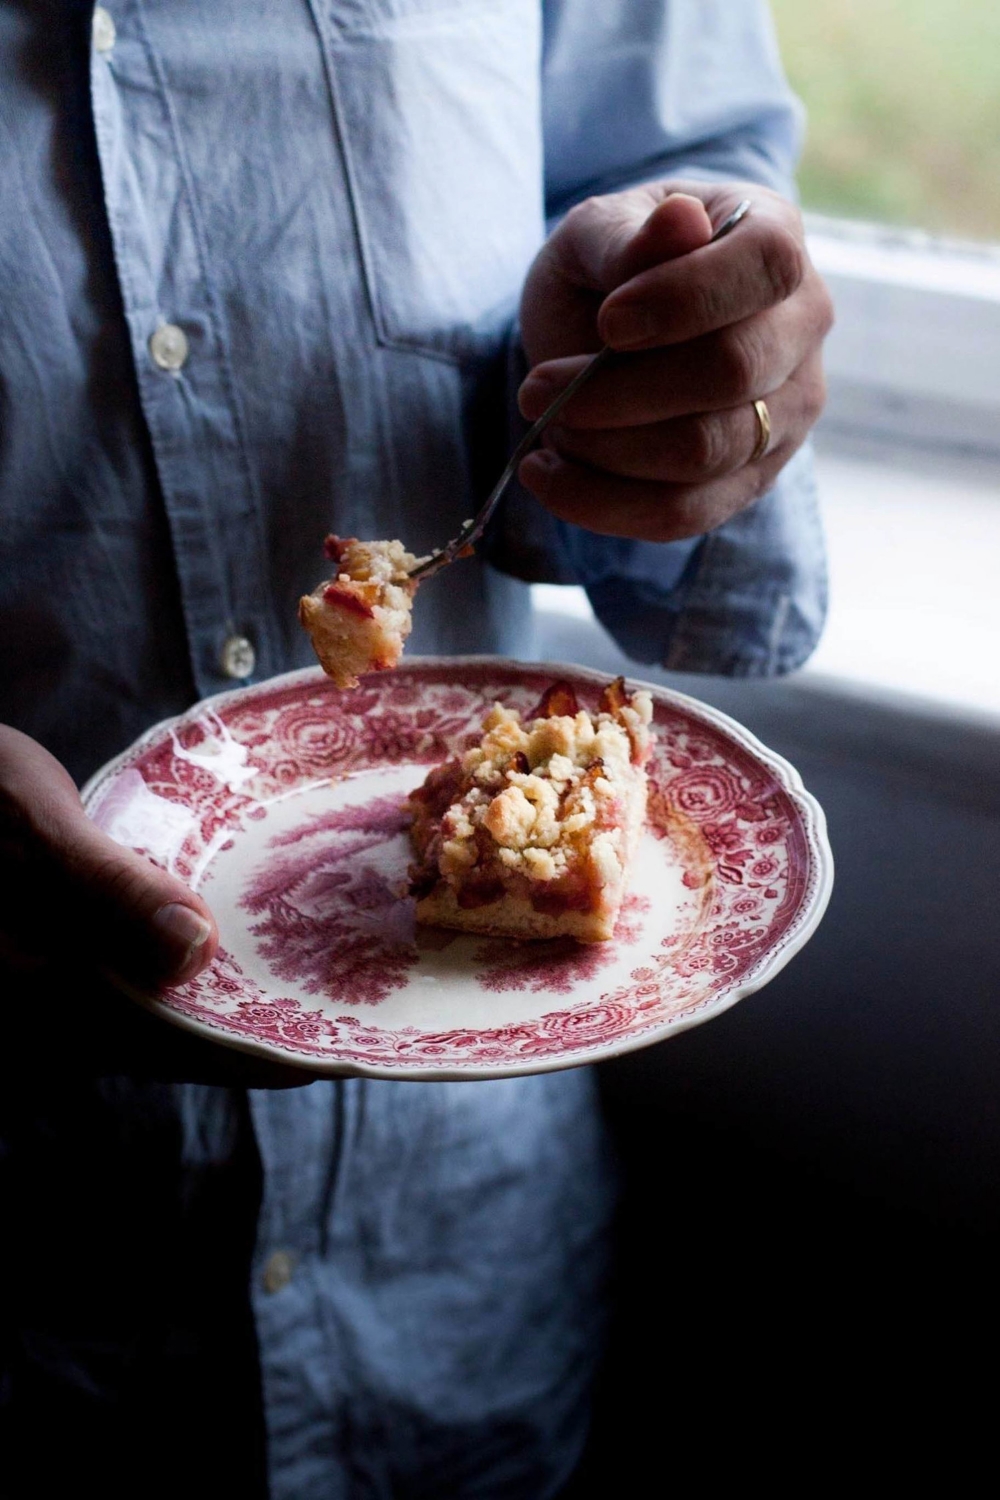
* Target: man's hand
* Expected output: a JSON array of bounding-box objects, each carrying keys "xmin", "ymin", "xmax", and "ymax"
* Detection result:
[
  {"xmin": 517, "ymin": 182, "xmax": 833, "ymax": 541},
  {"xmin": 0, "ymin": 726, "xmax": 309, "ymax": 1086}
]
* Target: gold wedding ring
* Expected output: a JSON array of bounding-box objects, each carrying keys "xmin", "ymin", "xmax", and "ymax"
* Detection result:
[{"xmin": 749, "ymin": 398, "xmax": 772, "ymax": 463}]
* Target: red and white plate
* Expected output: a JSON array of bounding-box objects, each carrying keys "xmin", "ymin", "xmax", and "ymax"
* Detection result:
[{"xmin": 81, "ymin": 659, "xmax": 833, "ymax": 1080}]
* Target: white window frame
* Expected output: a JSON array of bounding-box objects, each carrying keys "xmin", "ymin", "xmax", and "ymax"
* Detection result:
[{"xmin": 806, "ymin": 213, "xmax": 1000, "ymax": 457}]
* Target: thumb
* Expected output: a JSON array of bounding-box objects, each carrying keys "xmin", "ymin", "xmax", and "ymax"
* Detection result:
[
  {"xmin": 521, "ymin": 188, "xmax": 713, "ymax": 366},
  {"xmin": 1, "ymin": 727, "xmax": 218, "ymax": 989},
  {"xmin": 603, "ymin": 191, "xmax": 714, "ymax": 286},
  {"xmin": 565, "ymin": 189, "xmax": 714, "ymax": 295},
  {"xmin": 68, "ymin": 814, "xmax": 219, "ymax": 989}
]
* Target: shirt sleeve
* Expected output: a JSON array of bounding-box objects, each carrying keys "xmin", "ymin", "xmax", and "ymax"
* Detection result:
[
  {"xmin": 485, "ymin": 0, "xmax": 826, "ymax": 679},
  {"xmin": 540, "ymin": 0, "xmax": 803, "ymax": 216}
]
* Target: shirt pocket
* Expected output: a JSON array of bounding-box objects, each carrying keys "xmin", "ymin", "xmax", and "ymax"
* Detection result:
[{"xmin": 316, "ymin": 0, "xmax": 545, "ymax": 364}]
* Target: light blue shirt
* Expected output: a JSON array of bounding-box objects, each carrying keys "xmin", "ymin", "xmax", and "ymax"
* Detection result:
[{"xmin": 0, "ymin": 3, "xmax": 823, "ymax": 1495}]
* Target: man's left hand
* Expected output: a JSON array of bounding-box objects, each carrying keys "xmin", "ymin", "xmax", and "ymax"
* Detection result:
[{"xmin": 517, "ymin": 181, "xmax": 834, "ymax": 541}]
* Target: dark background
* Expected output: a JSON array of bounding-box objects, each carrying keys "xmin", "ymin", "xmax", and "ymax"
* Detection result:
[{"xmin": 536, "ymin": 610, "xmax": 1000, "ymax": 1491}]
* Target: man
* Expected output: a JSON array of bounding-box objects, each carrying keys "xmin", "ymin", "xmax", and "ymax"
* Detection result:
[{"xmin": 0, "ymin": 2, "xmax": 831, "ymax": 1494}]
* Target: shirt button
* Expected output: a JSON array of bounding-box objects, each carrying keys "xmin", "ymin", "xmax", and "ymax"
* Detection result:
[
  {"xmin": 92, "ymin": 7, "xmax": 116, "ymax": 53},
  {"xmin": 262, "ymin": 1250, "xmax": 295, "ymax": 1294},
  {"xmin": 149, "ymin": 323, "xmax": 189, "ymax": 372},
  {"xmin": 220, "ymin": 634, "xmax": 256, "ymax": 680}
]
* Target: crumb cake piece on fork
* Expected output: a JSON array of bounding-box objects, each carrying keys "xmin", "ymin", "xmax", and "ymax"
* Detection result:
[
  {"xmin": 299, "ymin": 535, "xmax": 419, "ymax": 690},
  {"xmin": 407, "ymin": 678, "xmax": 653, "ymax": 943}
]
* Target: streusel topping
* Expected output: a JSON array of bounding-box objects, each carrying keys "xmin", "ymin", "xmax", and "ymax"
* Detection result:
[{"xmin": 436, "ymin": 689, "xmax": 652, "ymax": 885}]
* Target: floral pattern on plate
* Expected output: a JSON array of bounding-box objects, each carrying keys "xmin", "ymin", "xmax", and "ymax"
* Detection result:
[{"xmin": 81, "ymin": 659, "xmax": 833, "ymax": 1079}]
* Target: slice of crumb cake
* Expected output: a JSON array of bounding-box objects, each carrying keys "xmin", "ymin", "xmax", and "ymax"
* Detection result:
[
  {"xmin": 407, "ymin": 678, "xmax": 653, "ymax": 943},
  {"xmin": 299, "ymin": 535, "xmax": 419, "ymax": 690}
]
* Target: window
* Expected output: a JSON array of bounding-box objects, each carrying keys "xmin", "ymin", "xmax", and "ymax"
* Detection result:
[
  {"xmin": 770, "ymin": 0, "xmax": 1000, "ymax": 242},
  {"xmin": 536, "ymin": 4, "xmax": 1000, "ymax": 720},
  {"xmin": 770, "ymin": 0, "xmax": 1000, "ymax": 454},
  {"xmin": 772, "ymin": 0, "xmax": 1000, "ymax": 718}
]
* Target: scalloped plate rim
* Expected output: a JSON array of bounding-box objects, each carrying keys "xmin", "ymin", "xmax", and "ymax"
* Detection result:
[{"xmin": 81, "ymin": 657, "xmax": 835, "ymax": 1081}]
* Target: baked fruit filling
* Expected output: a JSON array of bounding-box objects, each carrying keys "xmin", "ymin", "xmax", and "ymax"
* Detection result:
[
  {"xmin": 299, "ymin": 535, "xmax": 419, "ymax": 690},
  {"xmin": 407, "ymin": 678, "xmax": 653, "ymax": 943}
]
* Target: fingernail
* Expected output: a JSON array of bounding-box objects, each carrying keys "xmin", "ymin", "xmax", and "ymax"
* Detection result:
[
  {"xmin": 663, "ymin": 192, "xmax": 706, "ymax": 211},
  {"xmin": 152, "ymin": 903, "xmax": 212, "ymax": 983},
  {"xmin": 601, "ymin": 303, "xmax": 657, "ymax": 349}
]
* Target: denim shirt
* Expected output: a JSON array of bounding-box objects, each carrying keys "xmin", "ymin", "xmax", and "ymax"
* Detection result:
[{"xmin": 0, "ymin": 4, "xmax": 823, "ymax": 1495}]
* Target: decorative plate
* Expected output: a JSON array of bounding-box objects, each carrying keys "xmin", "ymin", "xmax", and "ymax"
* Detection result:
[{"xmin": 81, "ymin": 659, "xmax": 833, "ymax": 1080}]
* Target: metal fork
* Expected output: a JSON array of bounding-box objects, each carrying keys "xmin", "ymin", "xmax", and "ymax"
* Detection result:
[{"xmin": 408, "ymin": 197, "xmax": 752, "ymax": 582}]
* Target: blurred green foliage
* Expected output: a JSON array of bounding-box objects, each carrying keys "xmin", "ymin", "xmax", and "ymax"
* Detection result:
[{"xmin": 770, "ymin": 0, "xmax": 1000, "ymax": 241}]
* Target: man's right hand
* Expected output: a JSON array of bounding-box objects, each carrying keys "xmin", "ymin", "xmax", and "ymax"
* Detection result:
[{"xmin": 0, "ymin": 725, "xmax": 309, "ymax": 1086}]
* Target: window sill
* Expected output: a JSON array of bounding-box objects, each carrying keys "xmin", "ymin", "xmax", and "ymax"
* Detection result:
[
  {"xmin": 805, "ymin": 213, "xmax": 1000, "ymax": 457},
  {"xmin": 803, "ymin": 430, "xmax": 1000, "ymax": 723}
]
